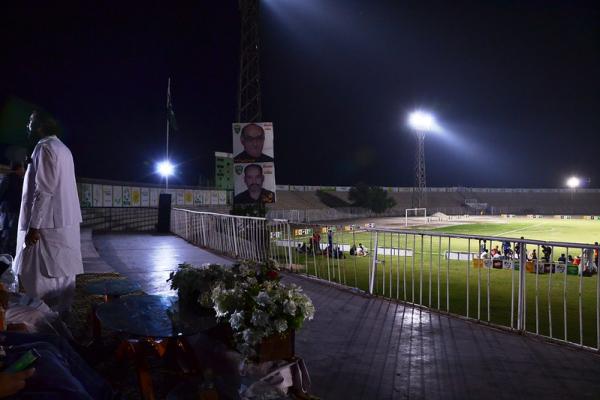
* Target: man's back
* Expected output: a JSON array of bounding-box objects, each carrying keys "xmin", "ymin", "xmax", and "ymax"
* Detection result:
[{"xmin": 19, "ymin": 137, "xmax": 81, "ymax": 230}]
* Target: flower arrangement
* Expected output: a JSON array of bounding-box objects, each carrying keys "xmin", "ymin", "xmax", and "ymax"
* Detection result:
[
  {"xmin": 211, "ymin": 278, "xmax": 315, "ymax": 360},
  {"xmin": 167, "ymin": 260, "xmax": 315, "ymax": 360},
  {"xmin": 167, "ymin": 263, "xmax": 234, "ymax": 309}
]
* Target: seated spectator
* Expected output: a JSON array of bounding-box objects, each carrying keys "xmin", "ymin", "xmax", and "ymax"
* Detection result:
[
  {"xmin": 568, "ymin": 255, "xmax": 574, "ymax": 264},
  {"xmin": 574, "ymin": 256, "xmax": 581, "ymax": 266},
  {"xmin": 557, "ymin": 253, "xmax": 566, "ymax": 263},
  {"xmin": 357, "ymin": 243, "xmax": 367, "ymax": 256},
  {"xmin": 0, "ymin": 331, "xmax": 115, "ymax": 399},
  {"xmin": 529, "ymin": 249, "xmax": 537, "ymax": 261},
  {"xmin": 480, "ymin": 249, "xmax": 489, "ymax": 259},
  {"xmin": 349, "ymin": 245, "xmax": 356, "ymax": 256},
  {"xmin": 491, "ymin": 245, "xmax": 500, "ymax": 257}
]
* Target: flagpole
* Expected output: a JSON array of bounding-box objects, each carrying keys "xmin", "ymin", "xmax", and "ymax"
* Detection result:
[{"xmin": 165, "ymin": 77, "xmax": 171, "ymax": 190}]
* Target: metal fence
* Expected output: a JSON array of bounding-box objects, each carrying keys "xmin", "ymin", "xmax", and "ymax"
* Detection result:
[
  {"xmin": 283, "ymin": 224, "xmax": 600, "ymax": 352},
  {"xmin": 170, "ymin": 208, "xmax": 293, "ymax": 264},
  {"xmin": 81, "ymin": 207, "xmax": 158, "ymax": 231},
  {"xmin": 169, "ymin": 209, "xmax": 600, "ymax": 352}
]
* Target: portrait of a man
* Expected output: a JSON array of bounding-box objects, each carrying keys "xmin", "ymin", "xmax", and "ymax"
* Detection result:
[
  {"xmin": 234, "ymin": 164, "xmax": 275, "ymax": 204},
  {"xmin": 233, "ymin": 123, "xmax": 274, "ymax": 163}
]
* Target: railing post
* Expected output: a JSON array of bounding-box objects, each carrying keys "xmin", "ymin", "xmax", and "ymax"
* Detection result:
[
  {"xmin": 231, "ymin": 217, "xmax": 239, "ymax": 257},
  {"xmin": 287, "ymin": 223, "xmax": 293, "ymax": 270},
  {"xmin": 185, "ymin": 212, "xmax": 190, "ymax": 240},
  {"xmin": 369, "ymin": 231, "xmax": 379, "ymax": 294},
  {"xmin": 517, "ymin": 237, "xmax": 527, "ymax": 331},
  {"xmin": 200, "ymin": 214, "xmax": 206, "ymax": 247}
]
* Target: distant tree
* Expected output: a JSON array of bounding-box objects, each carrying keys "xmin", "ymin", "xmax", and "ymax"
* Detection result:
[
  {"xmin": 349, "ymin": 183, "xmax": 396, "ymax": 214},
  {"xmin": 368, "ymin": 186, "xmax": 396, "ymax": 213},
  {"xmin": 348, "ymin": 183, "xmax": 370, "ymax": 207}
]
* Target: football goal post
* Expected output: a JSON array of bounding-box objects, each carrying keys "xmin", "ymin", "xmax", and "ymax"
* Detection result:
[{"xmin": 405, "ymin": 208, "xmax": 427, "ymax": 227}]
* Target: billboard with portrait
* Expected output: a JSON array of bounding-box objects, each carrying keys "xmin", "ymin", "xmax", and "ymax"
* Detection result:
[
  {"xmin": 233, "ymin": 122, "xmax": 276, "ymax": 204},
  {"xmin": 232, "ymin": 122, "xmax": 274, "ymax": 163},
  {"xmin": 233, "ymin": 162, "xmax": 276, "ymax": 204}
]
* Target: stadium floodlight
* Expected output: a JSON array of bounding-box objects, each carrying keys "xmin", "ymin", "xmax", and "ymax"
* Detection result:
[
  {"xmin": 406, "ymin": 109, "xmax": 440, "ymax": 209},
  {"xmin": 156, "ymin": 160, "xmax": 174, "ymax": 177},
  {"xmin": 407, "ymin": 110, "xmax": 439, "ymax": 133},
  {"xmin": 566, "ymin": 176, "xmax": 581, "ymax": 189}
]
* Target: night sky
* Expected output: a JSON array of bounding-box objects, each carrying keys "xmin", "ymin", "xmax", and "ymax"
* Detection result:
[{"xmin": 1, "ymin": 1, "xmax": 598, "ymax": 188}]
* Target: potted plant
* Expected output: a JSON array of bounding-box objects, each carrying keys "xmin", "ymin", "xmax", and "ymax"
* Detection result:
[
  {"xmin": 167, "ymin": 263, "xmax": 234, "ymax": 314},
  {"xmin": 211, "ymin": 271, "xmax": 315, "ymax": 362}
]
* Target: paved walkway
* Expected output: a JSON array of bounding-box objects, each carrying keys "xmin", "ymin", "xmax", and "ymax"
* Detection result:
[
  {"xmin": 90, "ymin": 232, "xmax": 232, "ymax": 295},
  {"xmin": 89, "ymin": 232, "xmax": 600, "ymax": 399}
]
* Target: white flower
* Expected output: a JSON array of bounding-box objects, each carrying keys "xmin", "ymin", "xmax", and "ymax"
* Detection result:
[
  {"xmin": 229, "ymin": 311, "xmax": 244, "ymax": 330},
  {"xmin": 300, "ymin": 301, "xmax": 315, "ymax": 320},
  {"xmin": 213, "ymin": 301, "xmax": 228, "ymax": 318},
  {"xmin": 256, "ymin": 291, "xmax": 271, "ymax": 307},
  {"xmin": 242, "ymin": 328, "xmax": 262, "ymax": 345},
  {"xmin": 251, "ymin": 310, "xmax": 270, "ymax": 327},
  {"xmin": 274, "ymin": 319, "xmax": 288, "ymax": 333},
  {"xmin": 247, "ymin": 277, "xmax": 258, "ymax": 285},
  {"xmin": 283, "ymin": 300, "xmax": 297, "ymax": 315}
]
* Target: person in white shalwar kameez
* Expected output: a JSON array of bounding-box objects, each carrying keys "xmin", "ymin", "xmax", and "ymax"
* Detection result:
[{"xmin": 14, "ymin": 110, "xmax": 83, "ymax": 315}]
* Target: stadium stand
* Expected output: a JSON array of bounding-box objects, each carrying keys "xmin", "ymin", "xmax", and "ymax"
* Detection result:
[{"xmin": 268, "ymin": 188, "xmax": 600, "ymax": 221}]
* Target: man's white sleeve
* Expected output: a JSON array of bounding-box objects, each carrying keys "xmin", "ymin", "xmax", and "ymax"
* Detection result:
[{"xmin": 29, "ymin": 145, "xmax": 58, "ymax": 229}]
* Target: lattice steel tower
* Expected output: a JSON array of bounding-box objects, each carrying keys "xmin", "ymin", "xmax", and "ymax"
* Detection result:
[
  {"xmin": 412, "ymin": 131, "xmax": 427, "ymax": 208},
  {"xmin": 237, "ymin": 0, "xmax": 262, "ymax": 123}
]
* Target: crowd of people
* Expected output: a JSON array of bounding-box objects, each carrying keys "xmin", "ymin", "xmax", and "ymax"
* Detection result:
[
  {"xmin": 0, "ymin": 111, "xmax": 115, "ymax": 398},
  {"xmin": 478, "ymin": 239, "xmax": 599, "ymax": 275},
  {"xmin": 296, "ymin": 230, "xmax": 369, "ymax": 259}
]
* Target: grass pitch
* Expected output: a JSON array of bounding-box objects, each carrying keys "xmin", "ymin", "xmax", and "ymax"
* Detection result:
[{"xmin": 276, "ymin": 217, "xmax": 600, "ymax": 348}]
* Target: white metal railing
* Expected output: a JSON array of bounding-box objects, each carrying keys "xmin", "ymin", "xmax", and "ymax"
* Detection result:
[
  {"xmin": 170, "ymin": 209, "xmax": 600, "ymax": 351},
  {"xmin": 281, "ymin": 222, "xmax": 600, "ymax": 351},
  {"xmin": 170, "ymin": 208, "xmax": 293, "ymax": 266},
  {"xmin": 364, "ymin": 228, "xmax": 600, "ymax": 351}
]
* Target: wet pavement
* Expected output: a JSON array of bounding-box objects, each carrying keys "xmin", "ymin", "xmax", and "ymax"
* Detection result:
[
  {"xmin": 89, "ymin": 232, "xmax": 600, "ymax": 399},
  {"xmin": 91, "ymin": 232, "xmax": 232, "ymax": 295}
]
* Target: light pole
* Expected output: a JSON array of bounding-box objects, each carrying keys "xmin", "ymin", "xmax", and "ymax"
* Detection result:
[
  {"xmin": 407, "ymin": 110, "xmax": 439, "ymax": 208},
  {"xmin": 566, "ymin": 176, "xmax": 580, "ymax": 215}
]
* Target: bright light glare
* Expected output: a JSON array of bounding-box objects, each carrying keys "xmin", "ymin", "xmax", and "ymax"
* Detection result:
[
  {"xmin": 156, "ymin": 160, "xmax": 174, "ymax": 177},
  {"xmin": 566, "ymin": 176, "xmax": 580, "ymax": 189},
  {"xmin": 407, "ymin": 110, "xmax": 440, "ymax": 133}
]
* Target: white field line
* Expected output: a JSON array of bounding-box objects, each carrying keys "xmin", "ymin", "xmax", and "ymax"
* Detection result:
[{"xmin": 494, "ymin": 221, "xmax": 546, "ymax": 237}]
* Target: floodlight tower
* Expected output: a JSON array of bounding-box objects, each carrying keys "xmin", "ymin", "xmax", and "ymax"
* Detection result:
[
  {"xmin": 407, "ymin": 110, "xmax": 438, "ymax": 208},
  {"xmin": 566, "ymin": 176, "xmax": 581, "ymax": 214},
  {"xmin": 237, "ymin": 0, "xmax": 262, "ymax": 123}
]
